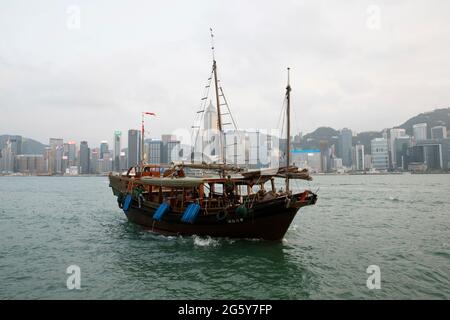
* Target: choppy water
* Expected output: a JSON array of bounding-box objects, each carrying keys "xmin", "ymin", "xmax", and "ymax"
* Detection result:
[{"xmin": 0, "ymin": 174, "xmax": 449, "ymax": 299}]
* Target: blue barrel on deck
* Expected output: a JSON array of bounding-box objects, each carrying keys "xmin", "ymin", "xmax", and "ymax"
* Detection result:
[
  {"xmin": 153, "ymin": 203, "xmax": 170, "ymax": 221},
  {"xmin": 123, "ymin": 194, "xmax": 132, "ymax": 212},
  {"xmin": 181, "ymin": 203, "xmax": 201, "ymax": 224}
]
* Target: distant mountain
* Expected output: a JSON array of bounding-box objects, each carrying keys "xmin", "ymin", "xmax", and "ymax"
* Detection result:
[
  {"xmin": 299, "ymin": 127, "xmax": 339, "ymax": 149},
  {"xmin": 396, "ymin": 107, "xmax": 450, "ymax": 138},
  {"xmin": 0, "ymin": 135, "xmax": 47, "ymax": 155},
  {"xmin": 353, "ymin": 131, "xmax": 382, "ymax": 154},
  {"xmin": 297, "ymin": 107, "xmax": 450, "ymax": 152}
]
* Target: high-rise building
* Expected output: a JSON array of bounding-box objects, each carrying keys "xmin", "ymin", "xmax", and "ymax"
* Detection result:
[
  {"xmin": 339, "ymin": 128, "xmax": 353, "ymax": 168},
  {"xmin": 203, "ymin": 101, "xmax": 220, "ymax": 162},
  {"xmin": 128, "ymin": 129, "xmax": 141, "ymax": 167},
  {"xmin": 49, "ymin": 138, "xmax": 63, "ymax": 174},
  {"xmin": 8, "ymin": 135, "xmax": 22, "ymax": 156},
  {"xmin": 14, "ymin": 155, "xmax": 45, "ymax": 174},
  {"xmin": 147, "ymin": 140, "xmax": 162, "ymax": 164},
  {"xmin": 79, "ymin": 141, "xmax": 90, "ymax": 174},
  {"xmin": 352, "ymin": 144, "xmax": 365, "ymax": 171},
  {"xmin": 431, "ymin": 126, "xmax": 447, "ymax": 139},
  {"xmin": 119, "ymin": 151, "xmax": 127, "ymax": 171},
  {"xmin": 389, "ymin": 128, "xmax": 406, "ymax": 168},
  {"xmin": 413, "ymin": 123, "xmax": 427, "ymax": 141},
  {"xmin": 0, "ymin": 139, "xmax": 15, "ymax": 173},
  {"xmin": 166, "ymin": 140, "xmax": 181, "ymax": 164},
  {"xmin": 100, "ymin": 141, "xmax": 109, "ymax": 159},
  {"xmin": 394, "ymin": 136, "xmax": 412, "ymax": 170},
  {"xmin": 100, "ymin": 151, "xmax": 113, "ymax": 173},
  {"xmin": 90, "ymin": 148, "xmax": 99, "ymax": 174},
  {"xmin": 114, "ymin": 131, "xmax": 121, "ymax": 172},
  {"xmin": 67, "ymin": 141, "xmax": 77, "ymax": 166},
  {"xmin": 371, "ymin": 138, "xmax": 389, "ymax": 170},
  {"xmin": 364, "ymin": 154, "xmax": 372, "ymax": 170}
]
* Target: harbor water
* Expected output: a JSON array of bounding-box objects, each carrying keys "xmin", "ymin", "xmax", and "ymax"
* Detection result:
[{"xmin": 0, "ymin": 174, "xmax": 449, "ymax": 299}]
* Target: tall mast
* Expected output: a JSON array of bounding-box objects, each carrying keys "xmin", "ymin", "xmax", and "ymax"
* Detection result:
[
  {"xmin": 141, "ymin": 112, "xmax": 145, "ymax": 168},
  {"xmin": 210, "ymin": 28, "xmax": 225, "ymax": 164},
  {"xmin": 286, "ymin": 67, "xmax": 291, "ymax": 193}
]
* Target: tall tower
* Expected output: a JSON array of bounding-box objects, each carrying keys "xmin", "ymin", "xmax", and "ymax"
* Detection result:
[
  {"xmin": 79, "ymin": 141, "xmax": 90, "ymax": 174},
  {"xmin": 127, "ymin": 129, "xmax": 141, "ymax": 168},
  {"xmin": 203, "ymin": 101, "xmax": 219, "ymax": 162},
  {"xmin": 114, "ymin": 131, "xmax": 121, "ymax": 172}
]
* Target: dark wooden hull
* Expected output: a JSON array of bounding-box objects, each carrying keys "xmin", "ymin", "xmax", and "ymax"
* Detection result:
[
  {"xmin": 109, "ymin": 174, "xmax": 315, "ymax": 241},
  {"xmin": 120, "ymin": 198, "xmax": 300, "ymax": 241}
]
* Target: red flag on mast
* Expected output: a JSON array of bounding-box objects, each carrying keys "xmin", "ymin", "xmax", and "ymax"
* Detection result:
[{"xmin": 144, "ymin": 112, "xmax": 156, "ymax": 116}]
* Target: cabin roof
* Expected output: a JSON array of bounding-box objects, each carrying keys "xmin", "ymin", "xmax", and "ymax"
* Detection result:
[{"xmin": 140, "ymin": 177, "xmax": 205, "ymax": 187}]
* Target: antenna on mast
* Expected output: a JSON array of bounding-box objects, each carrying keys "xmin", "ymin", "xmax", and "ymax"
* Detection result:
[
  {"xmin": 209, "ymin": 27, "xmax": 216, "ymax": 61},
  {"xmin": 210, "ymin": 27, "xmax": 225, "ymax": 164}
]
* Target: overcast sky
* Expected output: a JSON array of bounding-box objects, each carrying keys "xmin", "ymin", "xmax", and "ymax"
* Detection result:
[{"xmin": 1, "ymin": 0, "xmax": 450, "ymax": 147}]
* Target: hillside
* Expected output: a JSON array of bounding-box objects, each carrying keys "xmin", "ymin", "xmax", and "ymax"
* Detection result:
[
  {"xmin": 0, "ymin": 135, "xmax": 47, "ymax": 155},
  {"xmin": 297, "ymin": 107, "xmax": 450, "ymax": 151},
  {"xmin": 397, "ymin": 107, "xmax": 450, "ymax": 137}
]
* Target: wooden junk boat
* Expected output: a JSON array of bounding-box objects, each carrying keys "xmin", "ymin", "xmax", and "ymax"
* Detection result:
[{"xmin": 109, "ymin": 36, "xmax": 317, "ymax": 241}]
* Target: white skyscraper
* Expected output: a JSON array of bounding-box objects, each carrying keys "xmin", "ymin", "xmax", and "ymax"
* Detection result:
[
  {"xmin": 371, "ymin": 138, "xmax": 389, "ymax": 170},
  {"xmin": 352, "ymin": 144, "xmax": 365, "ymax": 171},
  {"xmin": 203, "ymin": 101, "xmax": 220, "ymax": 162},
  {"xmin": 431, "ymin": 126, "xmax": 447, "ymax": 139},
  {"xmin": 389, "ymin": 128, "xmax": 406, "ymax": 168},
  {"xmin": 413, "ymin": 123, "xmax": 427, "ymax": 141}
]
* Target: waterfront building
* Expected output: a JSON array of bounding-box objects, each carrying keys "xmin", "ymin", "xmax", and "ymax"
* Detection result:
[
  {"xmin": 49, "ymin": 138, "xmax": 64, "ymax": 174},
  {"xmin": 431, "ymin": 126, "xmax": 447, "ymax": 139},
  {"xmin": 15, "ymin": 155, "xmax": 45, "ymax": 174},
  {"xmin": 100, "ymin": 141, "xmax": 109, "ymax": 159},
  {"xmin": 147, "ymin": 139, "xmax": 163, "ymax": 164},
  {"xmin": 114, "ymin": 131, "xmax": 121, "ymax": 172},
  {"xmin": 0, "ymin": 139, "xmax": 15, "ymax": 173},
  {"xmin": 364, "ymin": 154, "xmax": 372, "ymax": 170},
  {"xmin": 79, "ymin": 141, "xmax": 90, "ymax": 174},
  {"xmin": 90, "ymin": 148, "xmax": 99, "ymax": 174},
  {"xmin": 166, "ymin": 140, "xmax": 181, "ymax": 164},
  {"xmin": 394, "ymin": 136, "xmax": 412, "ymax": 170},
  {"xmin": 63, "ymin": 141, "xmax": 77, "ymax": 167},
  {"xmin": 339, "ymin": 128, "xmax": 352, "ymax": 168},
  {"xmin": 414, "ymin": 139, "xmax": 450, "ymax": 170},
  {"xmin": 128, "ymin": 129, "xmax": 141, "ymax": 167},
  {"xmin": 413, "ymin": 123, "xmax": 427, "ymax": 141},
  {"xmin": 352, "ymin": 144, "xmax": 365, "ymax": 171},
  {"xmin": 119, "ymin": 151, "xmax": 127, "ymax": 171},
  {"xmin": 203, "ymin": 101, "xmax": 220, "ymax": 162},
  {"xmin": 100, "ymin": 151, "xmax": 113, "ymax": 173},
  {"xmin": 371, "ymin": 138, "xmax": 389, "ymax": 170},
  {"xmin": 389, "ymin": 128, "xmax": 406, "ymax": 169},
  {"xmin": 333, "ymin": 158, "xmax": 343, "ymax": 170}
]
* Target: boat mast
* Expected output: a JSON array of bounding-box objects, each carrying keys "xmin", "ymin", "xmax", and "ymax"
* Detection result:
[
  {"xmin": 141, "ymin": 112, "xmax": 145, "ymax": 169},
  {"xmin": 210, "ymin": 28, "xmax": 225, "ymax": 164},
  {"xmin": 286, "ymin": 67, "xmax": 291, "ymax": 193}
]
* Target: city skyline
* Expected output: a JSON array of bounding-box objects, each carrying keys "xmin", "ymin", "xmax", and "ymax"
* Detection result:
[
  {"xmin": 2, "ymin": 116, "xmax": 449, "ymax": 175},
  {"xmin": 1, "ymin": 1, "xmax": 450, "ymax": 147}
]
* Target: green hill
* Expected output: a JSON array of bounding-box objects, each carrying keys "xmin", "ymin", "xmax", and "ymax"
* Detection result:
[
  {"xmin": 0, "ymin": 135, "xmax": 47, "ymax": 155},
  {"xmin": 397, "ymin": 107, "xmax": 450, "ymax": 137},
  {"xmin": 297, "ymin": 107, "xmax": 450, "ymax": 151}
]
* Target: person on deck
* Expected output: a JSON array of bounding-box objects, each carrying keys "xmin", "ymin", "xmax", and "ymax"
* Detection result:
[
  {"xmin": 133, "ymin": 185, "xmax": 145, "ymax": 208},
  {"xmin": 225, "ymin": 175, "xmax": 235, "ymax": 202}
]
